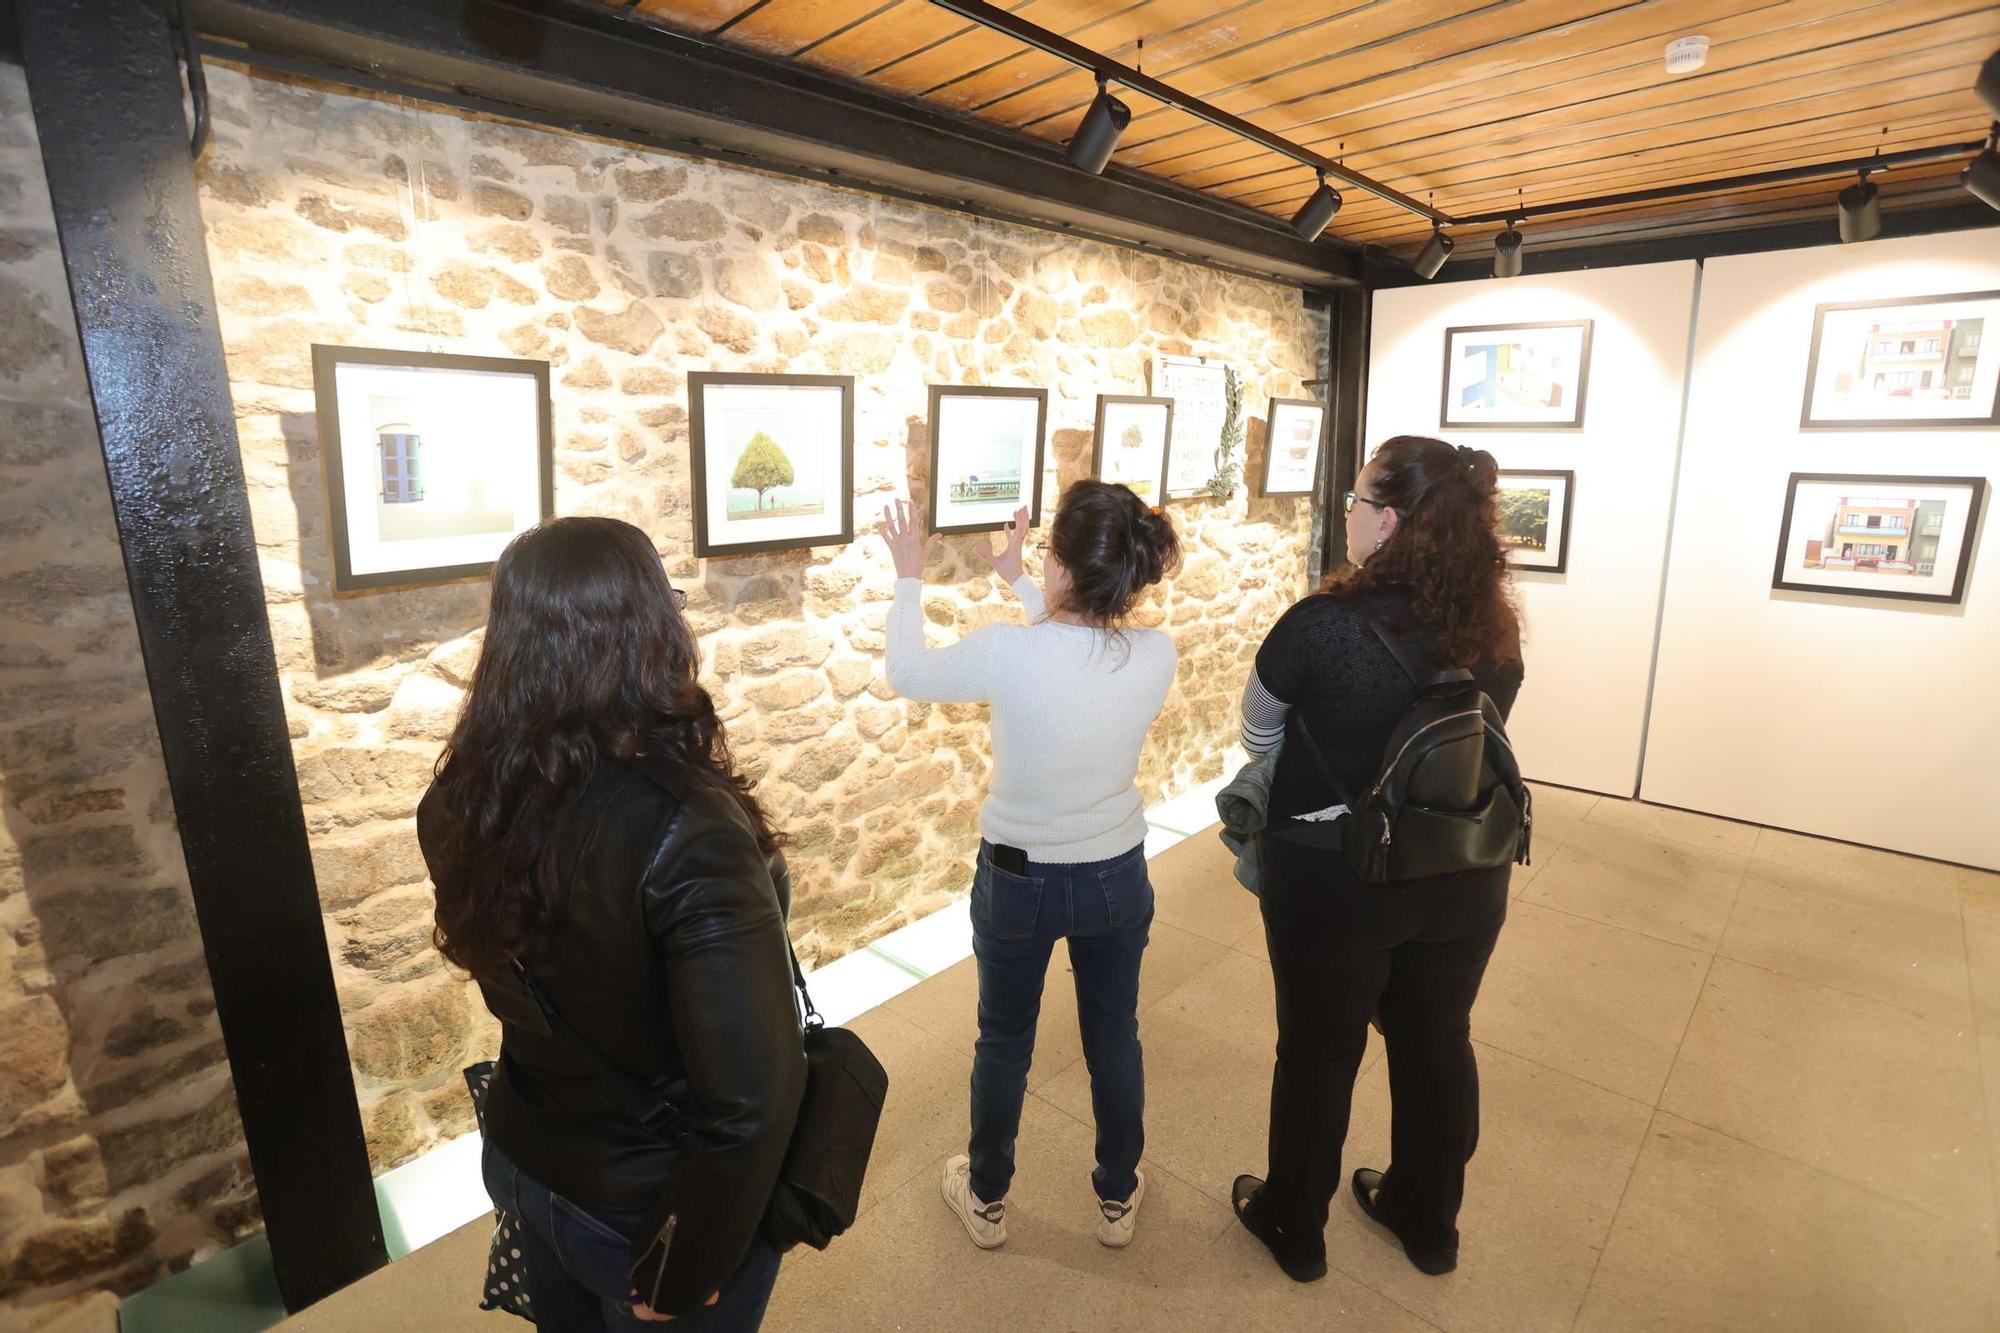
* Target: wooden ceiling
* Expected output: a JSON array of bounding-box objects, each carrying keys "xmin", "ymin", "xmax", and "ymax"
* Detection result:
[{"xmin": 610, "ymin": 0, "xmax": 1999, "ymax": 261}]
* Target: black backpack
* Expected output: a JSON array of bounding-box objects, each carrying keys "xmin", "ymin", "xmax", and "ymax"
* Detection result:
[{"xmin": 1291, "ymin": 617, "xmax": 1532, "ymax": 883}]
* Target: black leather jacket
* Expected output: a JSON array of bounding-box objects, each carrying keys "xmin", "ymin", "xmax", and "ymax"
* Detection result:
[{"xmin": 417, "ymin": 753, "xmax": 805, "ymax": 1312}]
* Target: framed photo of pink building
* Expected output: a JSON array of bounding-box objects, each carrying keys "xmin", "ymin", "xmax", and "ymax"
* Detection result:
[
  {"xmin": 1799, "ymin": 290, "xmax": 2000, "ymax": 428},
  {"xmin": 1771, "ymin": 473, "xmax": 1986, "ymax": 605}
]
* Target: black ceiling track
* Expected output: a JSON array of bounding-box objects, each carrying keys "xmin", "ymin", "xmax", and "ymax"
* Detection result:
[{"xmin": 181, "ymin": 0, "xmax": 1364, "ymax": 288}]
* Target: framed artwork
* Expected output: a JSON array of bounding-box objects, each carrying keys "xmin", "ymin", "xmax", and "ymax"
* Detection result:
[
  {"xmin": 689, "ymin": 372, "xmax": 855, "ymax": 558},
  {"xmin": 1772, "ymin": 473, "xmax": 1986, "ymax": 605},
  {"xmin": 311, "ymin": 344, "xmax": 553, "ymax": 592},
  {"xmin": 1799, "ymin": 290, "xmax": 2000, "ymax": 429},
  {"xmin": 1495, "ymin": 469, "xmax": 1575, "ymax": 574},
  {"xmin": 927, "ymin": 385, "xmax": 1048, "ymax": 535},
  {"xmin": 1091, "ymin": 395, "xmax": 1174, "ymax": 502},
  {"xmin": 1150, "ymin": 353, "xmax": 1231, "ymax": 497},
  {"xmin": 1440, "ymin": 320, "xmax": 1593, "ymax": 430},
  {"xmin": 1260, "ymin": 397, "xmax": 1327, "ymax": 497}
]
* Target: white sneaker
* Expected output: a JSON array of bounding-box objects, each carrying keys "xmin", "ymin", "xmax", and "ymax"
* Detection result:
[
  {"xmin": 1097, "ymin": 1169, "xmax": 1146, "ymax": 1248},
  {"xmin": 941, "ymin": 1154, "xmax": 1007, "ymax": 1249}
]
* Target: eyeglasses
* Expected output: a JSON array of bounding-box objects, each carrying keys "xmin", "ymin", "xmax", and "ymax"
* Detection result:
[
  {"xmin": 1343, "ymin": 491, "xmax": 1394, "ymax": 515},
  {"xmin": 667, "ymin": 587, "xmax": 688, "ymax": 609}
]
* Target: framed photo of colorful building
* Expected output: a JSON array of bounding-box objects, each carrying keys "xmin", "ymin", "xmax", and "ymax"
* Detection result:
[
  {"xmin": 1799, "ymin": 291, "xmax": 2000, "ymax": 429},
  {"xmin": 689, "ymin": 372, "xmax": 855, "ymax": 559},
  {"xmin": 1091, "ymin": 395, "xmax": 1174, "ymax": 503},
  {"xmin": 1259, "ymin": 397, "xmax": 1327, "ymax": 497},
  {"xmin": 1771, "ymin": 473, "xmax": 1986, "ymax": 604},
  {"xmin": 311, "ymin": 345, "xmax": 553, "ymax": 592},
  {"xmin": 927, "ymin": 385, "xmax": 1048, "ymax": 535},
  {"xmin": 1440, "ymin": 320, "xmax": 1593, "ymax": 430},
  {"xmin": 1495, "ymin": 469, "xmax": 1575, "ymax": 573}
]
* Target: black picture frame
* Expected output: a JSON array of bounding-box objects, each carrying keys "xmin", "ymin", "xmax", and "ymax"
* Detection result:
[
  {"xmin": 1771, "ymin": 472, "xmax": 1987, "ymax": 605},
  {"xmin": 1495, "ymin": 468, "xmax": 1576, "ymax": 575},
  {"xmin": 1798, "ymin": 290, "xmax": 2000, "ymax": 430},
  {"xmin": 688, "ymin": 371, "xmax": 856, "ymax": 559},
  {"xmin": 1439, "ymin": 319, "xmax": 1594, "ymax": 431},
  {"xmin": 312, "ymin": 344, "xmax": 554, "ymax": 593},
  {"xmin": 1259, "ymin": 396, "xmax": 1328, "ymax": 497},
  {"xmin": 1090, "ymin": 394, "xmax": 1174, "ymax": 504},
  {"xmin": 926, "ymin": 385, "xmax": 1049, "ymax": 535}
]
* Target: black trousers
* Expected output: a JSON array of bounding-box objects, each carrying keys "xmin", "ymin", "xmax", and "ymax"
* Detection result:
[{"xmin": 1256, "ymin": 830, "xmax": 1509, "ymax": 1261}]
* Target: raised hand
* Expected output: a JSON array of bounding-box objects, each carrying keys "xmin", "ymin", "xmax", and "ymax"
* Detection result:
[
  {"xmin": 877, "ymin": 498, "xmax": 941, "ymax": 580},
  {"xmin": 976, "ymin": 505, "xmax": 1031, "ymax": 586}
]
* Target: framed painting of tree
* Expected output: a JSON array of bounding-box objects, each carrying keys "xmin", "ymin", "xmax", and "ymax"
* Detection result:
[
  {"xmin": 1090, "ymin": 395, "xmax": 1174, "ymax": 503},
  {"xmin": 689, "ymin": 372, "xmax": 855, "ymax": 558}
]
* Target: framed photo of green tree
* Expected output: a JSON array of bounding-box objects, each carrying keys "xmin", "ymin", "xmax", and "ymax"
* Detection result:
[
  {"xmin": 689, "ymin": 372, "xmax": 855, "ymax": 558},
  {"xmin": 1495, "ymin": 469, "xmax": 1575, "ymax": 573},
  {"xmin": 1090, "ymin": 395, "xmax": 1174, "ymax": 503}
]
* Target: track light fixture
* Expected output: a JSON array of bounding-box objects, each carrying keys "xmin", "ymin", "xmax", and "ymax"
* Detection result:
[
  {"xmin": 1837, "ymin": 170, "xmax": 1881, "ymax": 242},
  {"xmin": 1412, "ymin": 226, "xmax": 1454, "ymax": 280},
  {"xmin": 1965, "ymin": 142, "xmax": 2000, "ymax": 212},
  {"xmin": 1067, "ymin": 75, "xmax": 1130, "ymax": 175},
  {"xmin": 1492, "ymin": 221, "xmax": 1523, "ymax": 279},
  {"xmin": 1289, "ymin": 171, "xmax": 1343, "ymax": 241},
  {"xmin": 1978, "ymin": 48, "xmax": 2000, "ymax": 119}
]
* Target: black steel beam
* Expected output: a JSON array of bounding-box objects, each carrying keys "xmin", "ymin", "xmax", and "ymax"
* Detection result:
[
  {"xmin": 16, "ymin": 0, "xmax": 385, "ymax": 1311},
  {"xmin": 1321, "ymin": 288, "xmax": 1369, "ymax": 576},
  {"xmin": 183, "ymin": 0, "xmax": 1360, "ymax": 289},
  {"xmin": 924, "ymin": 0, "xmax": 1446, "ymax": 227}
]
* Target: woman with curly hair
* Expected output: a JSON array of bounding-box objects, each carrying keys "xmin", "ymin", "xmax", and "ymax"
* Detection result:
[{"xmin": 1230, "ymin": 435, "xmax": 1524, "ymax": 1284}]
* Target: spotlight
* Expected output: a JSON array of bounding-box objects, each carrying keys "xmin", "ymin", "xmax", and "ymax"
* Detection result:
[
  {"xmin": 1289, "ymin": 173, "xmax": 1343, "ymax": 241},
  {"xmin": 1412, "ymin": 227, "xmax": 1454, "ymax": 280},
  {"xmin": 1837, "ymin": 173, "xmax": 1880, "ymax": 243},
  {"xmin": 1965, "ymin": 148, "xmax": 2000, "ymax": 210},
  {"xmin": 1068, "ymin": 78, "xmax": 1130, "ymax": 175},
  {"xmin": 1977, "ymin": 49, "xmax": 2000, "ymax": 118},
  {"xmin": 1492, "ymin": 223, "xmax": 1523, "ymax": 279}
]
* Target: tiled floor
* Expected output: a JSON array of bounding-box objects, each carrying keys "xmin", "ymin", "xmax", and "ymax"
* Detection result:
[{"xmin": 284, "ymin": 785, "xmax": 2000, "ymax": 1332}]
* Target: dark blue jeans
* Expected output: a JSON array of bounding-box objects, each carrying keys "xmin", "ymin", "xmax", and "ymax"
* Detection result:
[
  {"xmin": 481, "ymin": 1141, "xmax": 782, "ymax": 1331},
  {"xmin": 968, "ymin": 839, "xmax": 1152, "ymax": 1205}
]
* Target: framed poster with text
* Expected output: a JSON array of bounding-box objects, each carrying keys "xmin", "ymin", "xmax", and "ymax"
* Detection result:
[{"xmin": 1149, "ymin": 354, "xmax": 1231, "ymax": 498}]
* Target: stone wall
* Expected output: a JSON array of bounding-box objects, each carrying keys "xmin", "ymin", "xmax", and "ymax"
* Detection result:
[{"xmin": 0, "ymin": 67, "xmax": 255, "ymax": 1330}]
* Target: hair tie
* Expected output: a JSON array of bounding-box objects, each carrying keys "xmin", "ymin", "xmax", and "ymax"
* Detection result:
[
  {"xmin": 1149, "ymin": 505, "xmax": 1163, "ymax": 517},
  {"xmin": 1455, "ymin": 444, "xmax": 1476, "ymax": 468}
]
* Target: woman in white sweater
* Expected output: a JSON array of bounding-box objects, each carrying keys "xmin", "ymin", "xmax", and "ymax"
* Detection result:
[{"xmin": 878, "ymin": 481, "xmax": 1179, "ymax": 1253}]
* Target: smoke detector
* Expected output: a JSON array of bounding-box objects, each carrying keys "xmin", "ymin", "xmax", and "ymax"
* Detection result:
[{"xmin": 1665, "ymin": 36, "xmax": 1710, "ymax": 74}]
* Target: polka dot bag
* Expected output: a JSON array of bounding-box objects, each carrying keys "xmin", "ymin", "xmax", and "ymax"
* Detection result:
[{"xmin": 464, "ymin": 1061, "xmax": 534, "ymax": 1323}]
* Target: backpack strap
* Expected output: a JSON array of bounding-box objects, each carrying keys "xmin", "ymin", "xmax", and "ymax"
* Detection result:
[
  {"xmin": 1286, "ymin": 710, "xmax": 1358, "ymax": 810},
  {"xmin": 510, "ymin": 960, "xmax": 688, "ymax": 1138},
  {"xmin": 1367, "ymin": 615, "xmax": 1474, "ymax": 691}
]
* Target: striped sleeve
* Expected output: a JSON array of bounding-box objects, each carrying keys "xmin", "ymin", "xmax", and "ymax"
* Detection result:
[{"xmin": 1240, "ymin": 668, "xmax": 1289, "ymax": 755}]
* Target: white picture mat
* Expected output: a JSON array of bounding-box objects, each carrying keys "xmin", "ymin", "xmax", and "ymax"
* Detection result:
[
  {"xmin": 331, "ymin": 360, "xmax": 543, "ymax": 578},
  {"xmin": 1805, "ymin": 293, "xmax": 2000, "ymax": 423},
  {"xmin": 1644, "ymin": 230, "xmax": 2000, "ymax": 871},
  {"xmin": 932, "ymin": 393, "xmax": 1042, "ymax": 529},
  {"xmin": 1777, "ymin": 478, "xmax": 1975, "ymax": 595},
  {"xmin": 699, "ymin": 381, "xmax": 846, "ymax": 546},
  {"xmin": 1443, "ymin": 323, "xmax": 1589, "ymax": 426},
  {"xmin": 1264, "ymin": 400, "xmax": 1325, "ymax": 493},
  {"xmin": 1097, "ymin": 400, "xmax": 1170, "ymax": 500},
  {"xmin": 1497, "ymin": 473, "xmax": 1570, "ymax": 569},
  {"xmin": 1370, "ymin": 261, "xmax": 1699, "ymax": 797},
  {"xmin": 1151, "ymin": 355, "xmax": 1227, "ymax": 495}
]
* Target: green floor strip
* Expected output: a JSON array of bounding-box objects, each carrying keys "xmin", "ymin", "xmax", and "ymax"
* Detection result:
[
  {"xmin": 119, "ymin": 1234, "xmax": 284, "ymax": 1333},
  {"xmin": 865, "ymin": 944, "xmax": 930, "ymax": 980}
]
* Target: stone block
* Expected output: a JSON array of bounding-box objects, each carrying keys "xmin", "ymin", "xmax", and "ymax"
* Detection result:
[
  {"xmin": 218, "ymin": 276, "xmax": 314, "ymax": 316},
  {"xmin": 97, "ymin": 1082, "xmax": 241, "ymax": 1191},
  {"xmin": 312, "ymin": 824, "xmax": 428, "ymax": 911},
  {"xmin": 696, "ymin": 306, "xmax": 758, "ymax": 354},
  {"xmin": 796, "ymin": 213, "xmax": 845, "ymax": 247},
  {"xmin": 385, "ymin": 672, "xmax": 463, "ymax": 742},
  {"xmin": 471, "ymin": 120, "xmax": 588, "ymax": 169},
  {"xmin": 360, "ymin": 1090, "xmax": 426, "ymax": 1169},
  {"xmin": 780, "ymin": 732, "xmax": 861, "ymax": 792},
  {"xmin": 348, "ymin": 980, "xmax": 471, "ymax": 1083},
  {"xmin": 430, "ymin": 633, "xmax": 484, "ymax": 687},
  {"xmin": 614, "ymin": 164, "xmax": 687, "ymax": 201},
  {"xmin": 342, "ymin": 272, "xmax": 390, "ymax": 304},
  {"xmin": 820, "ymin": 284, "xmax": 908, "ymax": 325},
  {"xmin": 544, "ymin": 194, "xmax": 589, "ymax": 235},
  {"xmin": 295, "ymin": 194, "xmax": 407, "ymax": 241},
  {"xmin": 574, "ymin": 301, "xmax": 664, "ymax": 356},
  {"xmin": 746, "ymin": 672, "xmax": 825, "ymax": 711},
  {"xmin": 37, "ymin": 1137, "xmax": 108, "ymax": 1218},
  {"xmin": 0, "ymin": 996, "xmax": 69, "ymax": 1134},
  {"xmin": 646, "ymin": 251, "xmax": 701, "ymax": 299},
  {"xmin": 740, "ymin": 627, "xmax": 833, "ymax": 675},
  {"xmin": 0, "ymin": 1209, "xmax": 153, "ymax": 1292},
  {"xmin": 825, "ymin": 655, "xmax": 875, "ymax": 700},
  {"xmin": 207, "ymin": 215, "xmax": 324, "ymax": 266},
  {"xmin": 632, "ymin": 200, "xmax": 724, "ymax": 242},
  {"xmin": 541, "ymin": 254, "xmax": 599, "ymax": 300},
  {"xmin": 469, "ymin": 223, "xmax": 542, "ymax": 263},
  {"xmin": 293, "ymin": 745, "xmax": 437, "ymax": 807},
  {"xmin": 715, "ymin": 257, "xmax": 778, "ymax": 312},
  {"xmin": 761, "ymin": 703, "xmax": 842, "ymax": 746},
  {"xmin": 472, "ymin": 183, "xmax": 532, "ymax": 220},
  {"xmin": 290, "ymin": 670, "xmax": 399, "ymax": 714},
  {"xmin": 818, "ymin": 331, "xmax": 895, "ymax": 376}
]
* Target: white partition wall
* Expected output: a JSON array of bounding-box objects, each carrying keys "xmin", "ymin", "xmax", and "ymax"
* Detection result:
[
  {"xmin": 1368, "ymin": 262, "xmax": 1699, "ymax": 796},
  {"xmin": 1643, "ymin": 230, "xmax": 2000, "ymax": 871}
]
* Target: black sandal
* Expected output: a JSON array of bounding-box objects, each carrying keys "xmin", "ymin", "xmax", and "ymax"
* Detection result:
[
  {"xmin": 1351, "ymin": 1168, "xmax": 1457, "ymax": 1276},
  {"xmin": 1232, "ymin": 1174, "xmax": 1327, "ymax": 1283}
]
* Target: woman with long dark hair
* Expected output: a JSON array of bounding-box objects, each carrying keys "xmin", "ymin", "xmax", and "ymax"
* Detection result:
[
  {"xmin": 877, "ymin": 481, "xmax": 1180, "ymax": 1252},
  {"xmin": 1231, "ymin": 436, "xmax": 1524, "ymax": 1282},
  {"xmin": 419, "ymin": 516, "xmax": 805, "ymax": 1330}
]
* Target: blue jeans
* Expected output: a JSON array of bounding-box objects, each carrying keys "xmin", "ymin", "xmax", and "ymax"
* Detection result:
[
  {"xmin": 967, "ymin": 839, "xmax": 1152, "ymax": 1205},
  {"xmin": 481, "ymin": 1141, "xmax": 782, "ymax": 1331}
]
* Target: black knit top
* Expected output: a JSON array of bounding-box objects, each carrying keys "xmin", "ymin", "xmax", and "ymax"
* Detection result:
[{"xmin": 1253, "ymin": 585, "xmax": 1525, "ymax": 820}]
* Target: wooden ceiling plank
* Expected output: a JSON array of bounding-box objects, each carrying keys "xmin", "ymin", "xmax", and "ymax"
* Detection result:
[
  {"xmin": 856, "ymin": 0, "xmax": 1140, "ymax": 94},
  {"xmin": 1113, "ymin": 0, "xmax": 1959, "ymax": 168},
  {"xmin": 625, "ymin": 0, "xmax": 770, "ymax": 32},
  {"xmin": 1169, "ymin": 14, "xmax": 1997, "ymax": 192},
  {"xmin": 712, "ymin": 0, "xmax": 909, "ymax": 55}
]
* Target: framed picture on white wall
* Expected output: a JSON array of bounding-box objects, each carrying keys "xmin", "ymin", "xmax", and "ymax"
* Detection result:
[
  {"xmin": 1799, "ymin": 290, "xmax": 2000, "ymax": 429},
  {"xmin": 1495, "ymin": 469, "xmax": 1575, "ymax": 573},
  {"xmin": 1440, "ymin": 320, "xmax": 1593, "ymax": 430},
  {"xmin": 1260, "ymin": 397, "xmax": 1327, "ymax": 496},
  {"xmin": 689, "ymin": 372, "xmax": 856, "ymax": 559},
  {"xmin": 1091, "ymin": 395, "xmax": 1174, "ymax": 503},
  {"xmin": 927, "ymin": 385, "xmax": 1048, "ymax": 535},
  {"xmin": 1772, "ymin": 473, "xmax": 1987, "ymax": 605},
  {"xmin": 311, "ymin": 344, "xmax": 553, "ymax": 592}
]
